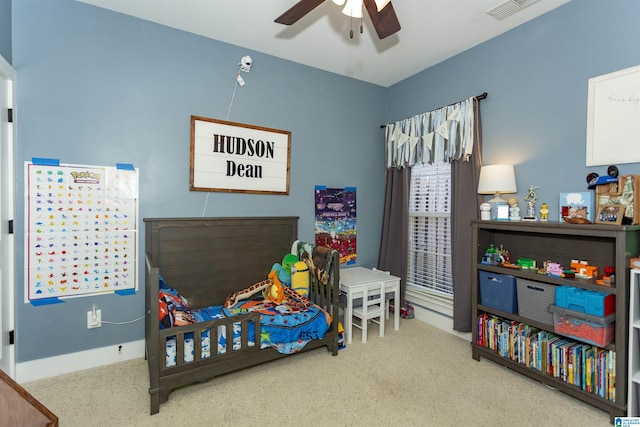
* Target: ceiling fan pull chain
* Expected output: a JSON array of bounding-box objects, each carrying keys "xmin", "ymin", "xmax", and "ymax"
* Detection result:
[
  {"xmin": 360, "ymin": 16, "xmax": 363, "ymax": 34},
  {"xmin": 350, "ymin": 14, "xmax": 354, "ymax": 38}
]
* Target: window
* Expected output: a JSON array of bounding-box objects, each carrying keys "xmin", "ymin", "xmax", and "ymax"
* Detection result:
[{"xmin": 406, "ymin": 162, "xmax": 453, "ymax": 315}]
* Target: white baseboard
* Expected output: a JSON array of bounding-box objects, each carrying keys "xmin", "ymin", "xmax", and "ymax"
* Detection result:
[
  {"xmin": 409, "ymin": 302, "xmax": 471, "ymax": 342},
  {"xmin": 17, "ymin": 339, "xmax": 145, "ymax": 384},
  {"xmin": 16, "ymin": 306, "xmax": 469, "ymax": 383}
]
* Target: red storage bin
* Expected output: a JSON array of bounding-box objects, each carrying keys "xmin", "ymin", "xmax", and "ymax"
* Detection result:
[{"xmin": 550, "ymin": 304, "xmax": 615, "ymax": 347}]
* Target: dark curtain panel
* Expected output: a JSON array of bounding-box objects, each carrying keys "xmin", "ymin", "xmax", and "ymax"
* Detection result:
[
  {"xmin": 377, "ymin": 167, "xmax": 410, "ymax": 302},
  {"xmin": 451, "ymin": 100, "xmax": 483, "ymax": 332}
]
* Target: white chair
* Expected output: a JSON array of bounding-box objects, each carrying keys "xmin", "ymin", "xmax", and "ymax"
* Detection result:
[
  {"xmin": 351, "ymin": 281, "xmax": 385, "ymax": 343},
  {"xmin": 372, "ymin": 268, "xmax": 393, "ymax": 320}
]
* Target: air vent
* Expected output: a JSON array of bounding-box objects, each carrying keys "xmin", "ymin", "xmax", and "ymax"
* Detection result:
[{"xmin": 486, "ymin": 0, "xmax": 541, "ymax": 20}]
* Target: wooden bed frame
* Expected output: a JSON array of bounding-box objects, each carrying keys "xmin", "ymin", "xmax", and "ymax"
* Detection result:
[{"xmin": 144, "ymin": 216, "xmax": 340, "ymax": 415}]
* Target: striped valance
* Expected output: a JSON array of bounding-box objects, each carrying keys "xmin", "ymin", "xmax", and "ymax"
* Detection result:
[{"xmin": 385, "ymin": 97, "xmax": 476, "ymax": 169}]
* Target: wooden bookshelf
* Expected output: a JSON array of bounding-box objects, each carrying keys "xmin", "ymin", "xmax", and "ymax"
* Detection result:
[{"xmin": 471, "ymin": 220, "xmax": 640, "ymax": 423}]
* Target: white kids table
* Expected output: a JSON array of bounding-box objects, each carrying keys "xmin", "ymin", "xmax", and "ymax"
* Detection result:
[{"xmin": 339, "ymin": 267, "xmax": 401, "ymax": 344}]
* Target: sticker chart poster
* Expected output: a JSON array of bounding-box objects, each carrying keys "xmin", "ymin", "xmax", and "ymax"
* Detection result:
[
  {"xmin": 314, "ymin": 186, "xmax": 356, "ymax": 264},
  {"xmin": 25, "ymin": 162, "xmax": 139, "ymax": 302}
]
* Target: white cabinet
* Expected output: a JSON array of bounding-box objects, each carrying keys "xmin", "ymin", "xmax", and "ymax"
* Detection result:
[{"xmin": 628, "ymin": 268, "xmax": 640, "ymax": 417}]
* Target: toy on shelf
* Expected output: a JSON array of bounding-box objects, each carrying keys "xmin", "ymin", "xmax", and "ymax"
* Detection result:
[
  {"xmin": 508, "ymin": 198, "xmax": 521, "ymax": 221},
  {"xmin": 479, "ymin": 202, "xmax": 491, "ymax": 220},
  {"xmin": 498, "ymin": 245, "xmax": 510, "ymax": 264},
  {"xmin": 569, "ymin": 259, "xmax": 599, "ymax": 280},
  {"xmin": 586, "ymin": 165, "xmax": 618, "ymax": 189},
  {"xmin": 517, "ymin": 257, "xmax": 536, "ymax": 270},
  {"xmin": 500, "ymin": 247, "xmax": 521, "ymax": 269},
  {"xmin": 596, "ymin": 266, "xmax": 616, "ymax": 286},
  {"xmin": 540, "ymin": 203, "xmax": 549, "ymax": 221},
  {"xmin": 481, "ymin": 243, "xmax": 498, "ymax": 264},
  {"xmin": 545, "ymin": 261, "xmax": 563, "ymax": 277},
  {"xmin": 523, "ymin": 185, "xmax": 539, "ymax": 221},
  {"xmin": 481, "ymin": 243, "xmax": 519, "ymax": 267}
]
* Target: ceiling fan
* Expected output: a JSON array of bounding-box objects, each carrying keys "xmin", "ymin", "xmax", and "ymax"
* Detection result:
[{"xmin": 275, "ymin": 0, "xmax": 401, "ymax": 40}]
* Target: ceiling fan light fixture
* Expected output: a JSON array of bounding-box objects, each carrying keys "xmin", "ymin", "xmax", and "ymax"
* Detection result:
[
  {"xmin": 274, "ymin": 0, "xmax": 401, "ymax": 40},
  {"xmin": 374, "ymin": 0, "xmax": 391, "ymax": 12},
  {"xmin": 342, "ymin": 0, "xmax": 363, "ymax": 18}
]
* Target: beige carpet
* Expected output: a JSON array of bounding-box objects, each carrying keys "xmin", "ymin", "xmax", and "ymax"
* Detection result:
[{"xmin": 23, "ymin": 319, "xmax": 611, "ymax": 426}]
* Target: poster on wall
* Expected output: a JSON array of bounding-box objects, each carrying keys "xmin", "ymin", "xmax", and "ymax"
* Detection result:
[
  {"xmin": 25, "ymin": 160, "xmax": 139, "ymax": 303},
  {"xmin": 314, "ymin": 186, "xmax": 356, "ymax": 265},
  {"xmin": 190, "ymin": 116, "xmax": 291, "ymax": 195}
]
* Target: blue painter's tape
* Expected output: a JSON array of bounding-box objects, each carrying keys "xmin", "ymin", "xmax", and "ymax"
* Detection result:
[
  {"xmin": 32, "ymin": 158, "xmax": 60, "ymax": 166},
  {"xmin": 116, "ymin": 163, "xmax": 135, "ymax": 171},
  {"xmin": 345, "ymin": 187, "xmax": 357, "ymax": 192},
  {"xmin": 30, "ymin": 297, "xmax": 64, "ymax": 306},
  {"xmin": 115, "ymin": 289, "xmax": 136, "ymax": 296},
  {"xmin": 315, "ymin": 185, "xmax": 327, "ymax": 190}
]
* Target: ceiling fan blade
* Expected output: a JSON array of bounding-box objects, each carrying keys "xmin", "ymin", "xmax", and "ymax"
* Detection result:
[
  {"xmin": 275, "ymin": 0, "xmax": 327, "ymax": 25},
  {"xmin": 363, "ymin": 0, "xmax": 401, "ymax": 39}
]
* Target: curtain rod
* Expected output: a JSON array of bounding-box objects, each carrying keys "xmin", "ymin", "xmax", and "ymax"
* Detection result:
[{"xmin": 380, "ymin": 92, "xmax": 487, "ymax": 129}]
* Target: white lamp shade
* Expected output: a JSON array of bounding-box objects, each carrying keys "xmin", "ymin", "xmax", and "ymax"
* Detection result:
[
  {"xmin": 477, "ymin": 165, "xmax": 517, "ymax": 196},
  {"xmin": 337, "ymin": 0, "xmax": 389, "ymax": 12},
  {"xmin": 342, "ymin": 0, "xmax": 364, "ymax": 17}
]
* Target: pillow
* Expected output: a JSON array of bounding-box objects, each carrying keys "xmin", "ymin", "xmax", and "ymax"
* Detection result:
[{"xmin": 158, "ymin": 276, "xmax": 195, "ymax": 329}]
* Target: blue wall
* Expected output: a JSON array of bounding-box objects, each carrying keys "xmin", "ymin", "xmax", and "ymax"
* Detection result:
[
  {"xmin": 388, "ymin": 0, "xmax": 640, "ymax": 214},
  {"xmin": 8, "ymin": 0, "xmax": 640, "ymax": 364},
  {"xmin": 0, "ymin": 0, "xmax": 10, "ymax": 62},
  {"xmin": 11, "ymin": 0, "xmax": 386, "ymax": 362}
]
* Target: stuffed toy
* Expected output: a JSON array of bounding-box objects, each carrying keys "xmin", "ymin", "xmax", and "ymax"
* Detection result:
[
  {"xmin": 291, "ymin": 261, "xmax": 310, "ymax": 297},
  {"xmin": 263, "ymin": 267, "xmax": 286, "ymax": 304},
  {"xmin": 279, "ymin": 253, "xmax": 299, "ymax": 286},
  {"xmin": 224, "ymin": 279, "xmax": 271, "ymax": 308}
]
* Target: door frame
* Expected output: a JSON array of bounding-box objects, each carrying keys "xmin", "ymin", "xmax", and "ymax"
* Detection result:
[{"xmin": 0, "ymin": 53, "xmax": 16, "ymax": 378}]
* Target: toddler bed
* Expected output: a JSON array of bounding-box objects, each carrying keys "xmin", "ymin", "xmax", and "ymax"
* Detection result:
[{"xmin": 144, "ymin": 217, "xmax": 340, "ymax": 415}]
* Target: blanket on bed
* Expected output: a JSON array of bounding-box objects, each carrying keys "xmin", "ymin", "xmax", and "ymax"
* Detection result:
[
  {"xmin": 225, "ymin": 300, "xmax": 331, "ymax": 354},
  {"xmin": 165, "ymin": 305, "xmax": 256, "ymax": 367},
  {"xmin": 159, "ymin": 276, "xmax": 332, "ymax": 367}
]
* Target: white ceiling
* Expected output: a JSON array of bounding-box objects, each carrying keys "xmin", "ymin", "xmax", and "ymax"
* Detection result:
[{"xmin": 76, "ymin": 0, "xmax": 570, "ymax": 87}]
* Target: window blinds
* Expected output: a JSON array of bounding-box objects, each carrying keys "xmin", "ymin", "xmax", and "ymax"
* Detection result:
[{"xmin": 407, "ymin": 162, "xmax": 453, "ymax": 296}]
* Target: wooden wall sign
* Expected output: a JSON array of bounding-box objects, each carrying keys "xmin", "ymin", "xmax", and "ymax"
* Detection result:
[{"xmin": 190, "ymin": 116, "xmax": 291, "ymax": 195}]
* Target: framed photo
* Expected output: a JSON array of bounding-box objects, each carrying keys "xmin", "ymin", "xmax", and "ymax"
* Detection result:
[
  {"xmin": 586, "ymin": 64, "xmax": 640, "ymax": 166},
  {"xmin": 496, "ymin": 204, "xmax": 510, "ymax": 221},
  {"xmin": 559, "ymin": 192, "xmax": 593, "ymax": 222},
  {"xmin": 190, "ymin": 116, "xmax": 291, "ymax": 194},
  {"xmin": 595, "ymin": 204, "xmax": 624, "ymax": 225}
]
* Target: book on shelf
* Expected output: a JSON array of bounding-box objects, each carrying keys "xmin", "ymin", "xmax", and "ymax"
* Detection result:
[{"xmin": 475, "ymin": 313, "xmax": 616, "ymax": 401}]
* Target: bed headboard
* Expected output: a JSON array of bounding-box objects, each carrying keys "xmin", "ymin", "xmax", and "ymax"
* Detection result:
[{"xmin": 144, "ymin": 217, "xmax": 298, "ymax": 309}]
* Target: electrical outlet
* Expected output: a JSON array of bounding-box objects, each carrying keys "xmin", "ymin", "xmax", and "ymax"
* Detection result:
[{"xmin": 87, "ymin": 308, "xmax": 102, "ymax": 329}]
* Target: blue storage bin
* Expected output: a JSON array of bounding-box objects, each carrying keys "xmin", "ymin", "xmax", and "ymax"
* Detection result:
[
  {"xmin": 555, "ymin": 286, "xmax": 615, "ymax": 317},
  {"xmin": 479, "ymin": 271, "xmax": 518, "ymax": 314}
]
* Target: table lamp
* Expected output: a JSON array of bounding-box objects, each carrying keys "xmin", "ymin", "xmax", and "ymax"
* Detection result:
[{"xmin": 477, "ymin": 164, "xmax": 517, "ymax": 220}]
